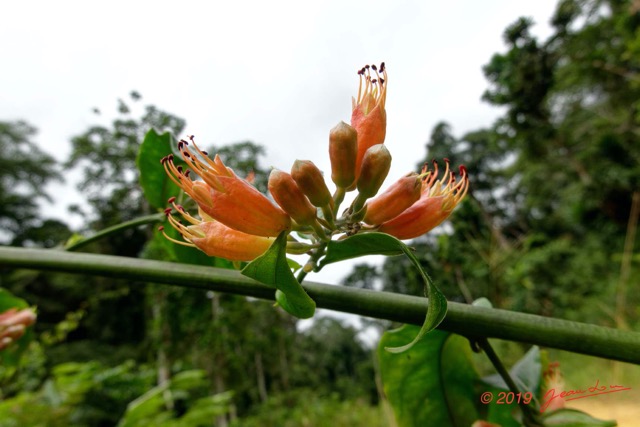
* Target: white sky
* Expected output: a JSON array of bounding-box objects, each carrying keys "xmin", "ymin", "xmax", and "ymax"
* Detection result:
[{"xmin": 1, "ymin": 0, "xmax": 557, "ymax": 288}]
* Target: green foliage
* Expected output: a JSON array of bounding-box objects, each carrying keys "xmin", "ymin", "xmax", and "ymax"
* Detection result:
[
  {"xmin": 137, "ymin": 129, "xmax": 183, "ymax": 210},
  {"xmin": 0, "ymin": 360, "xmax": 155, "ymax": 427},
  {"xmin": 323, "ymin": 233, "xmax": 448, "ymax": 352},
  {"xmin": 378, "ymin": 326, "xmax": 483, "ymax": 427},
  {"xmin": 231, "ymin": 389, "xmax": 386, "ymax": 427},
  {"xmin": 242, "ymin": 231, "xmax": 316, "ymax": 318},
  {"xmin": 117, "ymin": 370, "xmax": 232, "ymax": 427}
]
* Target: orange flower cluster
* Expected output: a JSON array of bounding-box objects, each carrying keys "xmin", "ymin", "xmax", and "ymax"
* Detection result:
[
  {"xmin": 0, "ymin": 308, "xmax": 36, "ymax": 351},
  {"xmin": 160, "ymin": 63, "xmax": 468, "ymax": 262}
]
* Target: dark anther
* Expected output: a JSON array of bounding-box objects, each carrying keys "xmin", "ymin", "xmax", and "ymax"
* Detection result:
[
  {"xmin": 168, "ymin": 196, "xmax": 176, "ymax": 203},
  {"xmin": 443, "ymin": 158, "xmax": 450, "ymax": 163},
  {"xmin": 164, "ymin": 208, "xmax": 172, "ymax": 216},
  {"xmin": 184, "ymin": 170, "xmax": 191, "ymax": 177},
  {"xmin": 380, "ymin": 62, "xmax": 385, "ymax": 72},
  {"xmin": 160, "ymin": 156, "xmax": 166, "ymax": 164},
  {"xmin": 371, "ymin": 79, "xmax": 377, "ymax": 84},
  {"xmin": 201, "ymin": 150, "xmax": 208, "ymax": 156},
  {"xmin": 379, "ymin": 78, "xmax": 385, "ymax": 84},
  {"xmin": 371, "ymin": 64, "xmax": 377, "ymax": 71},
  {"xmin": 176, "ymin": 205, "xmax": 185, "ymax": 212},
  {"xmin": 177, "ymin": 166, "xmax": 183, "ymax": 173},
  {"xmin": 158, "ymin": 226, "xmax": 165, "ymax": 231},
  {"xmin": 168, "ymin": 154, "xmax": 174, "ymax": 161},
  {"xmin": 365, "ymin": 64, "xmax": 370, "ymax": 69},
  {"xmin": 459, "ymin": 165, "xmax": 467, "ymax": 174},
  {"xmin": 178, "ymin": 141, "xmax": 184, "ymax": 150}
]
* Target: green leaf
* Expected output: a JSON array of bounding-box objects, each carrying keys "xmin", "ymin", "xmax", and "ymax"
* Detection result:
[
  {"xmin": 386, "ymin": 242, "xmax": 447, "ymax": 353},
  {"xmin": 321, "ymin": 232, "xmax": 447, "ymax": 352},
  {"xmin": 318, "ymin": 233, "xmax": 447, "ymax": 353},
  {"xmin": 242, "ymin": 231, "xmax": 316, "ymax": 319},
  {"xmin": 318, "ymin": 232, "xmax": 404, "ymax": 267},
  {"xmin": 483, "ymin": 346, "xmax": 542, "ymax": 397},
  {"xmin": 0, "ymin": 287, "xmax": 28, "ymax": 311},
  {"xmin": 378, "ymin": 325, "xmax": 482, "ymax": 427},
  {"xmin": 541, "ymin": 408, "xmax": 617, "ymax": 426},
  {"xmin": 137, "ymin": 129, "xmax": 183, "ymax": 209}
]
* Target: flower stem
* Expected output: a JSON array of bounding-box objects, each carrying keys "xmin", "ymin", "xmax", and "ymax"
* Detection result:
[
  {"xmin": 64, "ymin": 213, "xmax": 165, "ymax": 252},
  {"xmin": 332, "ymin": 187, "xmax": 346, "ymax": 215},
  {"xmin": 296, "ymin": 242, "xmax": 327, "ymax": 283},
  {"xmin": 2, "ymin": 247, "xmax": 640, "ymax": 364}
]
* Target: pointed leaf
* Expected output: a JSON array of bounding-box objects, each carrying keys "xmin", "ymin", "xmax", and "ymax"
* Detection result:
[
  {"xmin": 385, "ymin": 242, "xmax": 447, "ymax": 353},
  {"xmin": 321, "ymin": 232, "xmax": 447, "ymax": 352},
  {"xmin": 318, "ymin": 232, "xmax": 404, "ymax": 267},
  {"xmin": 242, "ymin": 231, "xmax": 315, "ymax": 318}
]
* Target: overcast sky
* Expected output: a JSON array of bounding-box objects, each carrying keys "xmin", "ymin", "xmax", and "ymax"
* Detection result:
[{"xmin": 1, "ymin": 1, "xmax": 558, "ymax": 288}]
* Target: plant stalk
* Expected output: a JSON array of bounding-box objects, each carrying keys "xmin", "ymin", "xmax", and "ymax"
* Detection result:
[{"xmin": 2, "ymin": 247, "xmax": 640, "ymax": 364}]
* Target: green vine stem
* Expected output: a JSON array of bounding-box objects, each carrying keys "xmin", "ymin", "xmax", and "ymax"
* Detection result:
[
  {"xmin": 64, "ymin": 213, "xmax": 165, "ymax": 252},
  {"xmin": 2, "ymin": 246, "xmax": 640, "ymax": 364},
  {"xmin": 477, "ymin": 338, "xmax": 542, "ymax": 427}
]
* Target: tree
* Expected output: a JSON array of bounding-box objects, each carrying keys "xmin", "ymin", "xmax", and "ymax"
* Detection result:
[
  {"xmin": 0, "ymin": 120, "xmax": 68, "ymax": 247},
  {"xmin": 363, "ymin": 0, "xmax": 640, "ymax": 324}
]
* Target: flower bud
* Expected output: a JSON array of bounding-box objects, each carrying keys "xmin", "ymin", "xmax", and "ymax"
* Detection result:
[
  {"xmin": 291, "ymin": 160, "xmax": 332, "ymax": 207},
  {"xmin": 269, "ymin": 169, "xmax": 318, "ymax": 226},
  {"xmin": 0, "ymin": 308, "xmax": 36, "ymax": 351},
  {"xmin": 329, "ymin": 121, "xmax": 357, "ymax": 188},
  {"xmin": 356, "ymin": 144, "xmax": 391, "ymax": 198},
  {"xmin": 363, "ymin": 173, "xmax": 421, "ymax": 225},
  {"xmin": 189, "ymin": 221, "xmax": 274, "ymax": 261}
]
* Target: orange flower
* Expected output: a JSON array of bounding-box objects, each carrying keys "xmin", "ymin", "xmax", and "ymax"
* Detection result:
[
  {"xmin": 377, "ymin": 160, "xmax": 469, "ymax": 240},
  {"xmin": 161, "ymin": 203, "xmax": 274, "ymax": 262},
  {"xmin": 363, "ymin": 173, "xmax": 422, "ymax": 225},
  {"xmin": 0, "ymin": 307, "xmax": 36, "ymax": 351},
  {"xmin": 351, "ymin": 63, "xmax": 387, "ymax": 186},
  {"xmin": 162, "ymin": 137, "xmax": 290, "ymax": 237}
]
